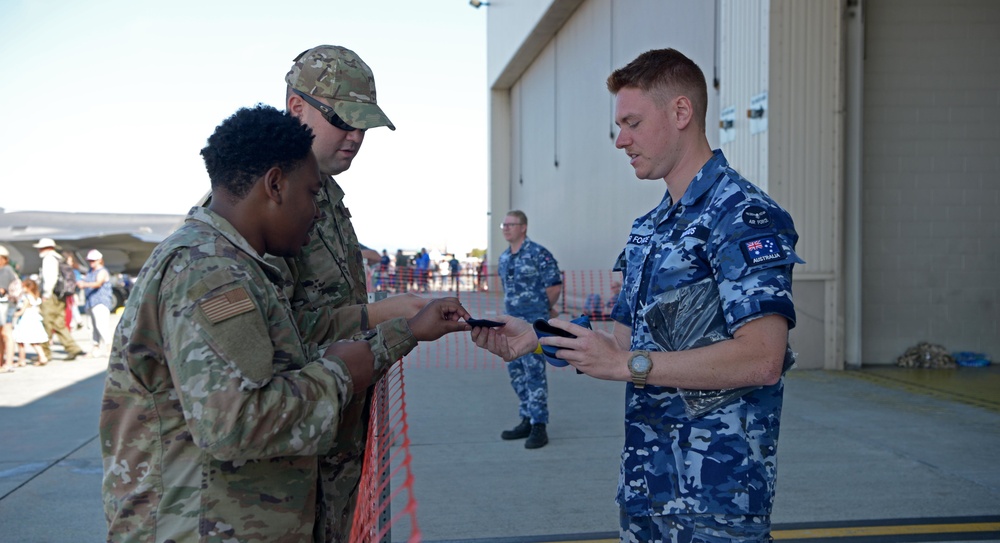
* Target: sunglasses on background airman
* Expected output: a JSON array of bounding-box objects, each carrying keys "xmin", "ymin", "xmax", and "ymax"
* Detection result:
[{"xmin": 291, "ymin": 89, "xmax": 358, "ymax": 132}]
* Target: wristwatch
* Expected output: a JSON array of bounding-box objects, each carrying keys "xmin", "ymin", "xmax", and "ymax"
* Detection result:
[{"xmin": 627, "ymin": 350, "xmax": 652, "ymax": 389}]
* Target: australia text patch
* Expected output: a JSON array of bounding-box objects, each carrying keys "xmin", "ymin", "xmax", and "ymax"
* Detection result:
[
  {"xmin": 741, "ymin": 235, "xmax": 785, "ymax": 266},
  {"xmin": 742, "ymin": 205, "xmax": 771, "ymax": 229}
]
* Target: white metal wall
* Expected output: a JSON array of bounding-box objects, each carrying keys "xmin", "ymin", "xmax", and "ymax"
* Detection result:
[
  {"xmin": 768, "ymin": 0, "xmax": 843, "ymax": 277},
  {"xmin": 771, "ymin": 0, "xmax": 845, "ymax": 369},
  {"xmin": 717, "ymin": 0, "xmax": 846, "ymax": 369},
  {"xmin": 491, "ymin": 0, "xmax": 718, "ymax": 272},
  {"xmin": 718, "ymin": 0, "xmax": 770, "ymax": 191},
  {"xmin": 861, "ymin": 0, "xmax": 1000, "ymax": 363},
  {"xmin": 718, "ymin": 0, "xmax": 846, "ymax": 278},
  {"xmin": 506, "ymin": 2, "xmax": 651, "ymax": 273}
]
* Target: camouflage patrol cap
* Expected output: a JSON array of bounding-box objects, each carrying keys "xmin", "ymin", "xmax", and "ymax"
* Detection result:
[{"xmin": 285, "ymin": 45, "xmax": 395, "ymax": 131}]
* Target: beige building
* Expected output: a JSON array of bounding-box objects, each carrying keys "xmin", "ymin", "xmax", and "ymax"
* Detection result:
[{"xmin": 481, "ymin": 0, "xmax": 1000, "ymax": 369}]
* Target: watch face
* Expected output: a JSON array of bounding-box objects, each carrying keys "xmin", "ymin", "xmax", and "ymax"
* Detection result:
[{"xmin": 630, "ymin": 354, "xmax": 651, "ymax": 373}]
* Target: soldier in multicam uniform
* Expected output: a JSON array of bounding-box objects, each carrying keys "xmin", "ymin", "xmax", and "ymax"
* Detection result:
[
  {"xmin": 278, "ymin": 45, "xmax": 434, "ymax": 542},
  {"xmin": 101, "ymin": 105, "xmax": 470, "ymax": 543},
  {"xmin": 472, "ymin": 49, "xmax": 802, "ymax": 542},
  {"xmin": 496, "ymin": 210, "xmax": 562, "ymax": 449}
]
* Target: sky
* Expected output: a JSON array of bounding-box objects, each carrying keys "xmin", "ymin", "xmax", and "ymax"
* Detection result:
[{"xmin": 0, "ymin": 0, "xmax": 489, "ymax": 256}]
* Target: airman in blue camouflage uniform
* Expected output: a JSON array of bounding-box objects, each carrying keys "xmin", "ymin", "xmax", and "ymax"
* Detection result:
[
  {"xmin": 102, "ymin": 106, "xmax": 469, "ymax": 543},
  {"xmin": 471, "ymin": 49, "xmax": 801, "ymax": 542},
  {"xmin": 497, "ymin": 210, "xmax": 562, "ymax": 449},
  {"xmin": 604, "ymin": 48, "xmax": 801, "ymax": 543},
  {"xmin": 608, "ymin": 144, "xmax": 800, "ymax": 542}
]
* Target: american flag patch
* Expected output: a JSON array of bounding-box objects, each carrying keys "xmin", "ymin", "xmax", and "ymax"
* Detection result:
[{"xmin": 200, "ymin": 287, "xmax": 255, "ymax": 324}]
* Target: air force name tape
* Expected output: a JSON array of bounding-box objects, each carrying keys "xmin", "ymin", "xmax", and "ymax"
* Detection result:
[{"xmin": 629, "ymin": 234, "xmax": 652, "ymax": 245}]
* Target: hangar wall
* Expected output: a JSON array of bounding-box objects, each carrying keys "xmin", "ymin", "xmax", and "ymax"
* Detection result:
[{"xmin": 484, "ymin": 0, "xmax": 1000, "ymax": 368}]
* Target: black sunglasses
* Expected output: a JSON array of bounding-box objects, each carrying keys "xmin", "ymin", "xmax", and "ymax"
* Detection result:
[{"xmin": 291, "ymin": 89, "xmax": 359, "ymax": 132}]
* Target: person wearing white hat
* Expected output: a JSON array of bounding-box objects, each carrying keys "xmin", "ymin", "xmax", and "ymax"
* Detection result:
[
  {"xmin": 78, "ymin": 249, "xmax": 113, "ymax": 358},
  {"xmin": 33, "ymin": 238, "xmax": 84, "ymax": 360}
]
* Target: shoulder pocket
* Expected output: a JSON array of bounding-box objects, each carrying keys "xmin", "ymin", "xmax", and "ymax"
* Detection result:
[{"xmin": 188, "ymin": 274, "xmax": 273, "ymax": 386}]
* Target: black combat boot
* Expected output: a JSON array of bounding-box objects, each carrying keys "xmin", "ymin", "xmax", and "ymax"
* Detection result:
[
  {"xmin": 501, "ymin": 417, "xmax": 531, "ymax": 440},
  {"xmin": 524, "ymin": 423, "xmax": 548, "ymax": 449}
]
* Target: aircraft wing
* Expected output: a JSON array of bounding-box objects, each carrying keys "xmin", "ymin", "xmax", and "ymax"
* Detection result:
[
  {"xmin": 0, "ymin": 210, "xmax": 184, "ymax": 276},
  {"xmin": 3, "ymin": 208, "xmax": 387, "ymax": 276}
]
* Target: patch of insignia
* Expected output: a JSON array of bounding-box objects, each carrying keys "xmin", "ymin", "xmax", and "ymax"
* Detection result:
[
  {"xmin": 677, "ymin": 224, "xmax": 709, "ymax": 241},
  {"xmin": 200, "ymin": 287, "xmax": 255, "ymax": 324},
  {"xmin": 741, "ymin": 235, "xmax": 785, "ymax": 266},
  {"xmin": 742, "ymin": 205, "xmax": 771, "ymax": 229}
]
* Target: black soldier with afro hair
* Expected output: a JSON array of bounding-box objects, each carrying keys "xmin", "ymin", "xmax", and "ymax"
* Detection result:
[{"xmin": 200, "ymin": 104, "xmax": 315, "ymax": 200}]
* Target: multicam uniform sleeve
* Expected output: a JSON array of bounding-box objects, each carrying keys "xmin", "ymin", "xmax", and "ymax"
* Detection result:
[
  {"xmin": 159, "ymin": 257, "xmax": 355, "ymax": 461},
  {"xmin": 266, "ymin": 254, "xmax": 417, "ymax": 369},
  {"xmin": 298, "ymin": 302, "xmax": 366, "ymax": 344},
  {"xmin": 355, "ymin": 316, "xmax": 418, "ymax": 374},
  {"xmin": 262, "ymin": 254, "xmax": 363, "ymax": 344},
  {"xmin": 295, "ymin": 304, "xmax": 417, "ymax": 370}
]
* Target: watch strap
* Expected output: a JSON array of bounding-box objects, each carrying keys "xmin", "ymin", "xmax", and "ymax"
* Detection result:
[{"xmin": 628, "ymin": 350, "xmax": 651, "ymax": 389}]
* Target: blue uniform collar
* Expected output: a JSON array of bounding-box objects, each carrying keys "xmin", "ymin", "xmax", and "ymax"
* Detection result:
[
  {"xmin": 679, "ymin": 149, "xmax": 728, "ymax": 207},
  {"xmin": 653, "ymin": 149, "xmax": 729, "ymax": 225},
  {"xmin": 507, "ymin": 236, "xmax": 533, "ymax": 256}
]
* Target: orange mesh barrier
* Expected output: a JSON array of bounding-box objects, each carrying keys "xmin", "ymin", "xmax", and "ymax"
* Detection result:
[
  {"xmin": 351, "ymin": 360, "xmax": 421, "ymax": 543},
  {"xmin": 352, "ymin": 269, "xmax": 618, "ymax": 541}
]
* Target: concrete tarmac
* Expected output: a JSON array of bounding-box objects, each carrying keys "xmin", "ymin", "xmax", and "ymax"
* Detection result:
[
  {"xmin": 1, "ymin": 320, "xmax": 998, "ymax": 542},
  {"xmin": 399, "ymin": 364, "xmax": 1000, "ymax": 543}
]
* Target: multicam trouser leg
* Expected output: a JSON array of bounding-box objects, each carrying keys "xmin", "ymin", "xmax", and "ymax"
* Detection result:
[{"xmin": 320, "ymin": 389, "xmax": 373, "ymax": 542}]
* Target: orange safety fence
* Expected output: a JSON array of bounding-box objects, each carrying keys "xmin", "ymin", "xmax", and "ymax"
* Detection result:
[
  {"xmin": 350, "ymin": 360, "xmax": 420, "ymax": 543},
  {"xmin": 351, "ymin": 270, "xmax": 619, "ymax": 541}
]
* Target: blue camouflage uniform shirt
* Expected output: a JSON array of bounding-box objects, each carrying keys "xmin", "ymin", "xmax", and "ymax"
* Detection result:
[
  {"xmin": 610, "ymin": 149, "xmax": 802, "ymax": 517},
  {"xmin": 498, "ymin": 237, "xmax": 562, "ymax": 321}
]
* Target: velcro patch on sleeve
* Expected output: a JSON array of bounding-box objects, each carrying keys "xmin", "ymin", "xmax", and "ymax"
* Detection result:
[
  {"xmin": 740, "ymin": 235, "xmax": 786, "ymax": 267},
  {"xmin": 199, "ymin": 287, "xmax": 254, "ymax": 324}
]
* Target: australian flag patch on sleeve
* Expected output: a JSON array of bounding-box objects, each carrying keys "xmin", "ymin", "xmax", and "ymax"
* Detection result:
[{"xmin": 741, "ymin": 235, "xmax": 785, "ymax": 266}]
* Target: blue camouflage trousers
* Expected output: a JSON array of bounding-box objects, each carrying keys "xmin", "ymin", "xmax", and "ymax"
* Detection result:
[
  {"xmin": 620, "ymin": 510, "xmax": 772, "ymax": 543},
  {"xmin": 506, "ymin": 352, "xmax": 549, "ymax": 424}
]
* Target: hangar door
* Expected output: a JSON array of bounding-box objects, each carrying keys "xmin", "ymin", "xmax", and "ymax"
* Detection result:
[{"xmin": 861, "ymin": 0, "xmax": 1000, "ymax": 363}]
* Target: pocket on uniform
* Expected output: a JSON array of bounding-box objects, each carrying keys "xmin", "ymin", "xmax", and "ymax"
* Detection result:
[
  {"xmin": 640, "ymin": 277, "xmax": 730, "ymax": 351},
  {"xmin": 640, "ymin": 278, "xmax": 758, "ymax": 419},
  {"xmin": 190, "ymin": 283, "xmax": 274, "ymax": 387}
]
